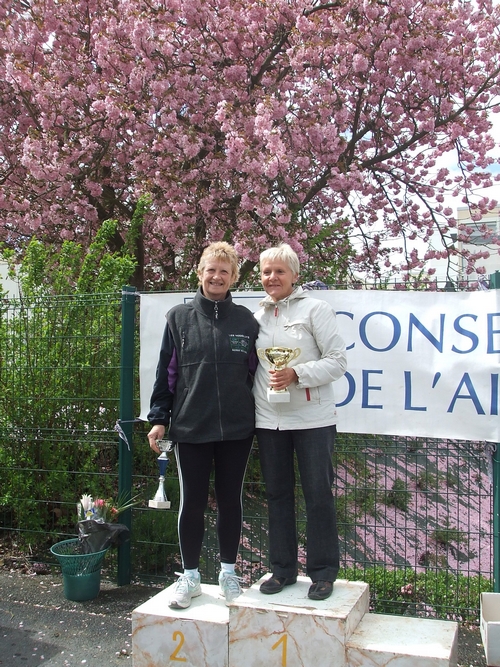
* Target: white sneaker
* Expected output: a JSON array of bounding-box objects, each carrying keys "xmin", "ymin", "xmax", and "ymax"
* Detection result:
[
  {"xmin": 219, "ymin": 571, "xmax": 243, "ymax": 604},
  {"xmin": 169, "ymin": 572, "xmax": 202, "ymax": 609}
]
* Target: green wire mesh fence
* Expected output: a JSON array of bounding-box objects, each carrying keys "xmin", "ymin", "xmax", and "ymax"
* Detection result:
[{"xmin": 0, "ymin": 290, "xmax": 493, "ymax": 621}]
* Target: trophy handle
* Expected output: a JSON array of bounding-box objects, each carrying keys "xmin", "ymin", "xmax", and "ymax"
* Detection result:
[
  {"xmin": 257, "ymin": 348, "xmax": 268, "ymax": 363},
  {"xmin": 291, "ymin": 348, "xmax": 301, "ymax": 362}
]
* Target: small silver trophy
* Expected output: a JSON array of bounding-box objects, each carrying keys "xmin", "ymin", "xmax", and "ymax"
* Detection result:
[
  {"xmin": 257, "ymin": 346, "xmax": 301, "ymax": 403},
  {"xmin": 149, "ymin": 439, "xmax": 173, "ymax": 509}
]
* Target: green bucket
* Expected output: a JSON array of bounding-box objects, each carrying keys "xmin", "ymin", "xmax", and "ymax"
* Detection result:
[
  {"xmin": 62, "ymin": 569, "xmax": 102, "ymax": 601},
  {"xmin": 50, "ymin": 538, "xmax": 108, "ymax": 601}
]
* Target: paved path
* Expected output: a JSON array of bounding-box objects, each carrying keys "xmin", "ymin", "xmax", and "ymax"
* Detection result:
[
  {"xmin": 0, "ymin": 569, "xmax": 488, "ymax": 667},
  {"xmin": 0, "ymin": 569, "xmax": 155, "ymax": 666}
]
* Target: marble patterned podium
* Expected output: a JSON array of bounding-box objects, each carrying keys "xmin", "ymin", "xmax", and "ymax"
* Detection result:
[
  {"xmin": 132, "ymin": 583, "xmax": 229, "ymax": 667},
  {"xmin": 229, "ymin": 577, "xmax": 369, "ymax": 667},
  {"xmin": 346, "ymin": 613, "xmax": 458, "ymax": 667},
  {"xmin": 131, "ymin": 575, "xmax": 458, "ymax": 667}
]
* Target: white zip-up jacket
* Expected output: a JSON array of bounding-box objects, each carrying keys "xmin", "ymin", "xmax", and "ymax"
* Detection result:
[{"xmin": 253, "ymin": 287, "xmax": 347, "ymax": 430}]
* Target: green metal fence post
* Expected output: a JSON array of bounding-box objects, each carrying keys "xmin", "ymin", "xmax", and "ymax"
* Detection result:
[
  {"xmin": 495, "ymin": 446, "xmax": 500, "ymax": 593},
  {"xmin": 117, "ymin": 285, "xmax": 137, "ymax": 586},
  {"xmin": 492, "ymin": 271, "xmax": 500, "ymax": 592}
]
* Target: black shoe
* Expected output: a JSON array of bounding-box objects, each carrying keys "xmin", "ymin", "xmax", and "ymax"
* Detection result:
[
  {"xmin": 308, "ymin": 580, "xmax": 333, "ymax": 600},
  {"xmin": 260, "ymin": 575, "xmax": 297, "ymax": 595}
]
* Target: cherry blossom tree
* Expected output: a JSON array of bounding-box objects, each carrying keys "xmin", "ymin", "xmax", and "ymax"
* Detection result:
[{"xmin": 1, "ymin": 0, "xmax": 499, "ymax": 288}]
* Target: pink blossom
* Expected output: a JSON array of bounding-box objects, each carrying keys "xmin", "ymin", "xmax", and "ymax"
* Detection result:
[
  {"xmin": 352, "ymin": 54, "xmax": 369, "ymax": 73},
  {"xmin": 0, "ymin": 0, "xmax": 499, "ymax": 287}
]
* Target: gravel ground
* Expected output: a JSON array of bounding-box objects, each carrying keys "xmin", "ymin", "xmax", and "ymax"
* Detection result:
[{"xmin": 0, "ymin": 568, "xmax": 489, "ymax": 667}]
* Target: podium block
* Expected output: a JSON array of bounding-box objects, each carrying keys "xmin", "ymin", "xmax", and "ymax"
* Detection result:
[
  {"xmin": 346, "ymin": 613, "xmax": 458, "ymax": 667},
  {"xmin": 481, "ymin": 592, "xmax": 500, "ymax": 666},
  {"xmin": 131, "ymin": 577, "xmax": 458, "ymax": 667},
  {"xmin": 228, "ymin": 576, "xmax": 369, "ymax": 667},
  {"xmin": 132, "ymin": 583, "xmax": 229, "ymax": 667}
]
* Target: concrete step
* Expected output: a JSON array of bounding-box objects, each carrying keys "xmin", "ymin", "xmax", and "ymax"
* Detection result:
[
  {"xmin": 132, "ymin": 582, "xmax": 229, "ymax": 667},
  {"xmin": 131, "ymin": 576, "xmax": 458, "ymax": 667},
  {"xmin": 346, "ymin": 613, "xmax": 458, "ymax": 667},
  {"xmin": 228, "ymin": 576, "xmax": 369, "ymax": 667}
]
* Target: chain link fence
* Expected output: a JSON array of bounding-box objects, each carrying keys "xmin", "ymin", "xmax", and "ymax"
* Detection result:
[{"xmin": 0, "ymin": 288, "xmax": 493, "ymax": 621}]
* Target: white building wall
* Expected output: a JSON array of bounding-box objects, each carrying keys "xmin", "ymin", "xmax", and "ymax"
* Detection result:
[
  {"xmin": 456, "ymin": 206, "xmax": 500, "ymax": 283},
  {"xmin": 0, "ymin": 261, "xmax": 20, "ymax": 298}
]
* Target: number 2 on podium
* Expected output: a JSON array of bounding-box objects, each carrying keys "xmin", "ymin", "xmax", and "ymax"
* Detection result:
[
  {"xmin": 170, "ymin": 630, "xmax": 187, "ymax": 662},
  {"xmin": 272, "ymin": 634, "xmax": 288, "ymax": 666}
]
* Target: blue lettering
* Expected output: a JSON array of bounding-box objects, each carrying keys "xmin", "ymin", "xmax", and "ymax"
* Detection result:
[
  {"xmin": 404, "ymin": 371, "xmax": 426, "ymax": 411},
  {"xmin": 336, "ymin": 371, "xmax": 356, "ymax": 407},
  {"xmin": 487, "ymin": 313, "xmax": 500, "ymax": 353},
  {"xmin": 451, "ymin": 314, "xmax": 479, "ymax": 353},
  {"xmin": 362, "ymin": 370, "xmax": 383, "ymax": 409},
  {"xmin": 408, "ymin": 313, "xmax": 444, "ymax": 352},
  {"xmin": 336, "ymin": 311, "xmax": 355, "ymax": 350},
  {"xmin": 359, "ymin": 312, "xmax": 401, "ymax": 352},
  {"xmin": 447, "ymin": 373, "xmax": 485, "ymax": 414},
  {"xmin": 491, "ymin": 374, "xmax": 499, "ymax": 416}
]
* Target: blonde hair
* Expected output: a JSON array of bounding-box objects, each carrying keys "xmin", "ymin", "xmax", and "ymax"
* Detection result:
[
  {"xmin": 197, "ymin": 242, "xmax": 239, "ymax": 283},
  {"xmin": 260, "ymin": 243, "xmax": 300, "ymax": 277}
]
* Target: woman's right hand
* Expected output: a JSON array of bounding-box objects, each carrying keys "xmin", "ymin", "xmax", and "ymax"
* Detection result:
[
  {"xmin": 147, "ymin": 424, "xmax": 166, "ymax": 454},
  {"xmin": 269, "ymin": 367, "xmax": 298, "ymax": 391}
]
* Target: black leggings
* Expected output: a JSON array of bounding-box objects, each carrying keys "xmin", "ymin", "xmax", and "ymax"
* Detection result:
[{"xmin": 175, "ymin": 437, "xmax": 253, "ymax": 569}]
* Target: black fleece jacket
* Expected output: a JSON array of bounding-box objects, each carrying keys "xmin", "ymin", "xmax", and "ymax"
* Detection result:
[{"xmin": 148, "ymin": 288, "xmax": 259, "ymax": 444}]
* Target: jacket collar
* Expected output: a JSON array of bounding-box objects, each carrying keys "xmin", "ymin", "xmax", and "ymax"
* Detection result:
[
  {"xmin": 193, "ymin": 287, "xmax": 233, "ymax": 319},
  {"xmin": 259, "ymin": 285, "xmax": 307, "ymax": 309}
]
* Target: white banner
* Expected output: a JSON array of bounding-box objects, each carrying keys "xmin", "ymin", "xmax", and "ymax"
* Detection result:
[{"xmin": 139, "ymin": 290, "xmax": 500, "ymax": 442}]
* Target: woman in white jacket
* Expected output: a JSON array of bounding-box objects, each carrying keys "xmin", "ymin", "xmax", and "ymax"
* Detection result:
[{"xmin": 254, "ymin": 244, "xmax": 347, "ymax": 601}]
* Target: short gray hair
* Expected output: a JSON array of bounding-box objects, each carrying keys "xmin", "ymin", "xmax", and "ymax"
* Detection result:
[{"xmin": 260, "ymin": 243, "xmax": 300, "ymax": 276}]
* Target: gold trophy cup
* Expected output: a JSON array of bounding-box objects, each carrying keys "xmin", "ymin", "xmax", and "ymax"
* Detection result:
[{"xmin": 257, "ymin": 347, "xmax": 301, "ymax": 403}]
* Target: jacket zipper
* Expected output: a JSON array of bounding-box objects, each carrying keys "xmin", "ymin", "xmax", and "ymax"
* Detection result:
[
  {"xmin": 213, "ymin": 301, "xmax": 223, "ymax": 437},
  {"xmin": 273, "ymin": 301, "xmax": 309, "ymax": 401}
]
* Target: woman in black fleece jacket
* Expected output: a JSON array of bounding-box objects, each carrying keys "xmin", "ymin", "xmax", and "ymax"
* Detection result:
[{"xmin": 147, "ymin": 242, "xmax": 258, "ymax": 609}]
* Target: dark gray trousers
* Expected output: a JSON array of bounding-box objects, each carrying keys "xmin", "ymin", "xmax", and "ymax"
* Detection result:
[{"xmin": 256, "ymin": 425, "xmax": 339, "ymax": 582}]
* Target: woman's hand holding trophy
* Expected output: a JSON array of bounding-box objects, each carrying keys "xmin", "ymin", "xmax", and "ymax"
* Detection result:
[{"xmin": 257, "ymin": 347, "xmax": 301, "ymax": 402}]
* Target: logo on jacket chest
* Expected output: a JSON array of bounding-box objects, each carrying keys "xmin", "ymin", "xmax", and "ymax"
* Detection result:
[{"xmin": 229, "ymin": 334, "xmax": 250, "ymax": 353}]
